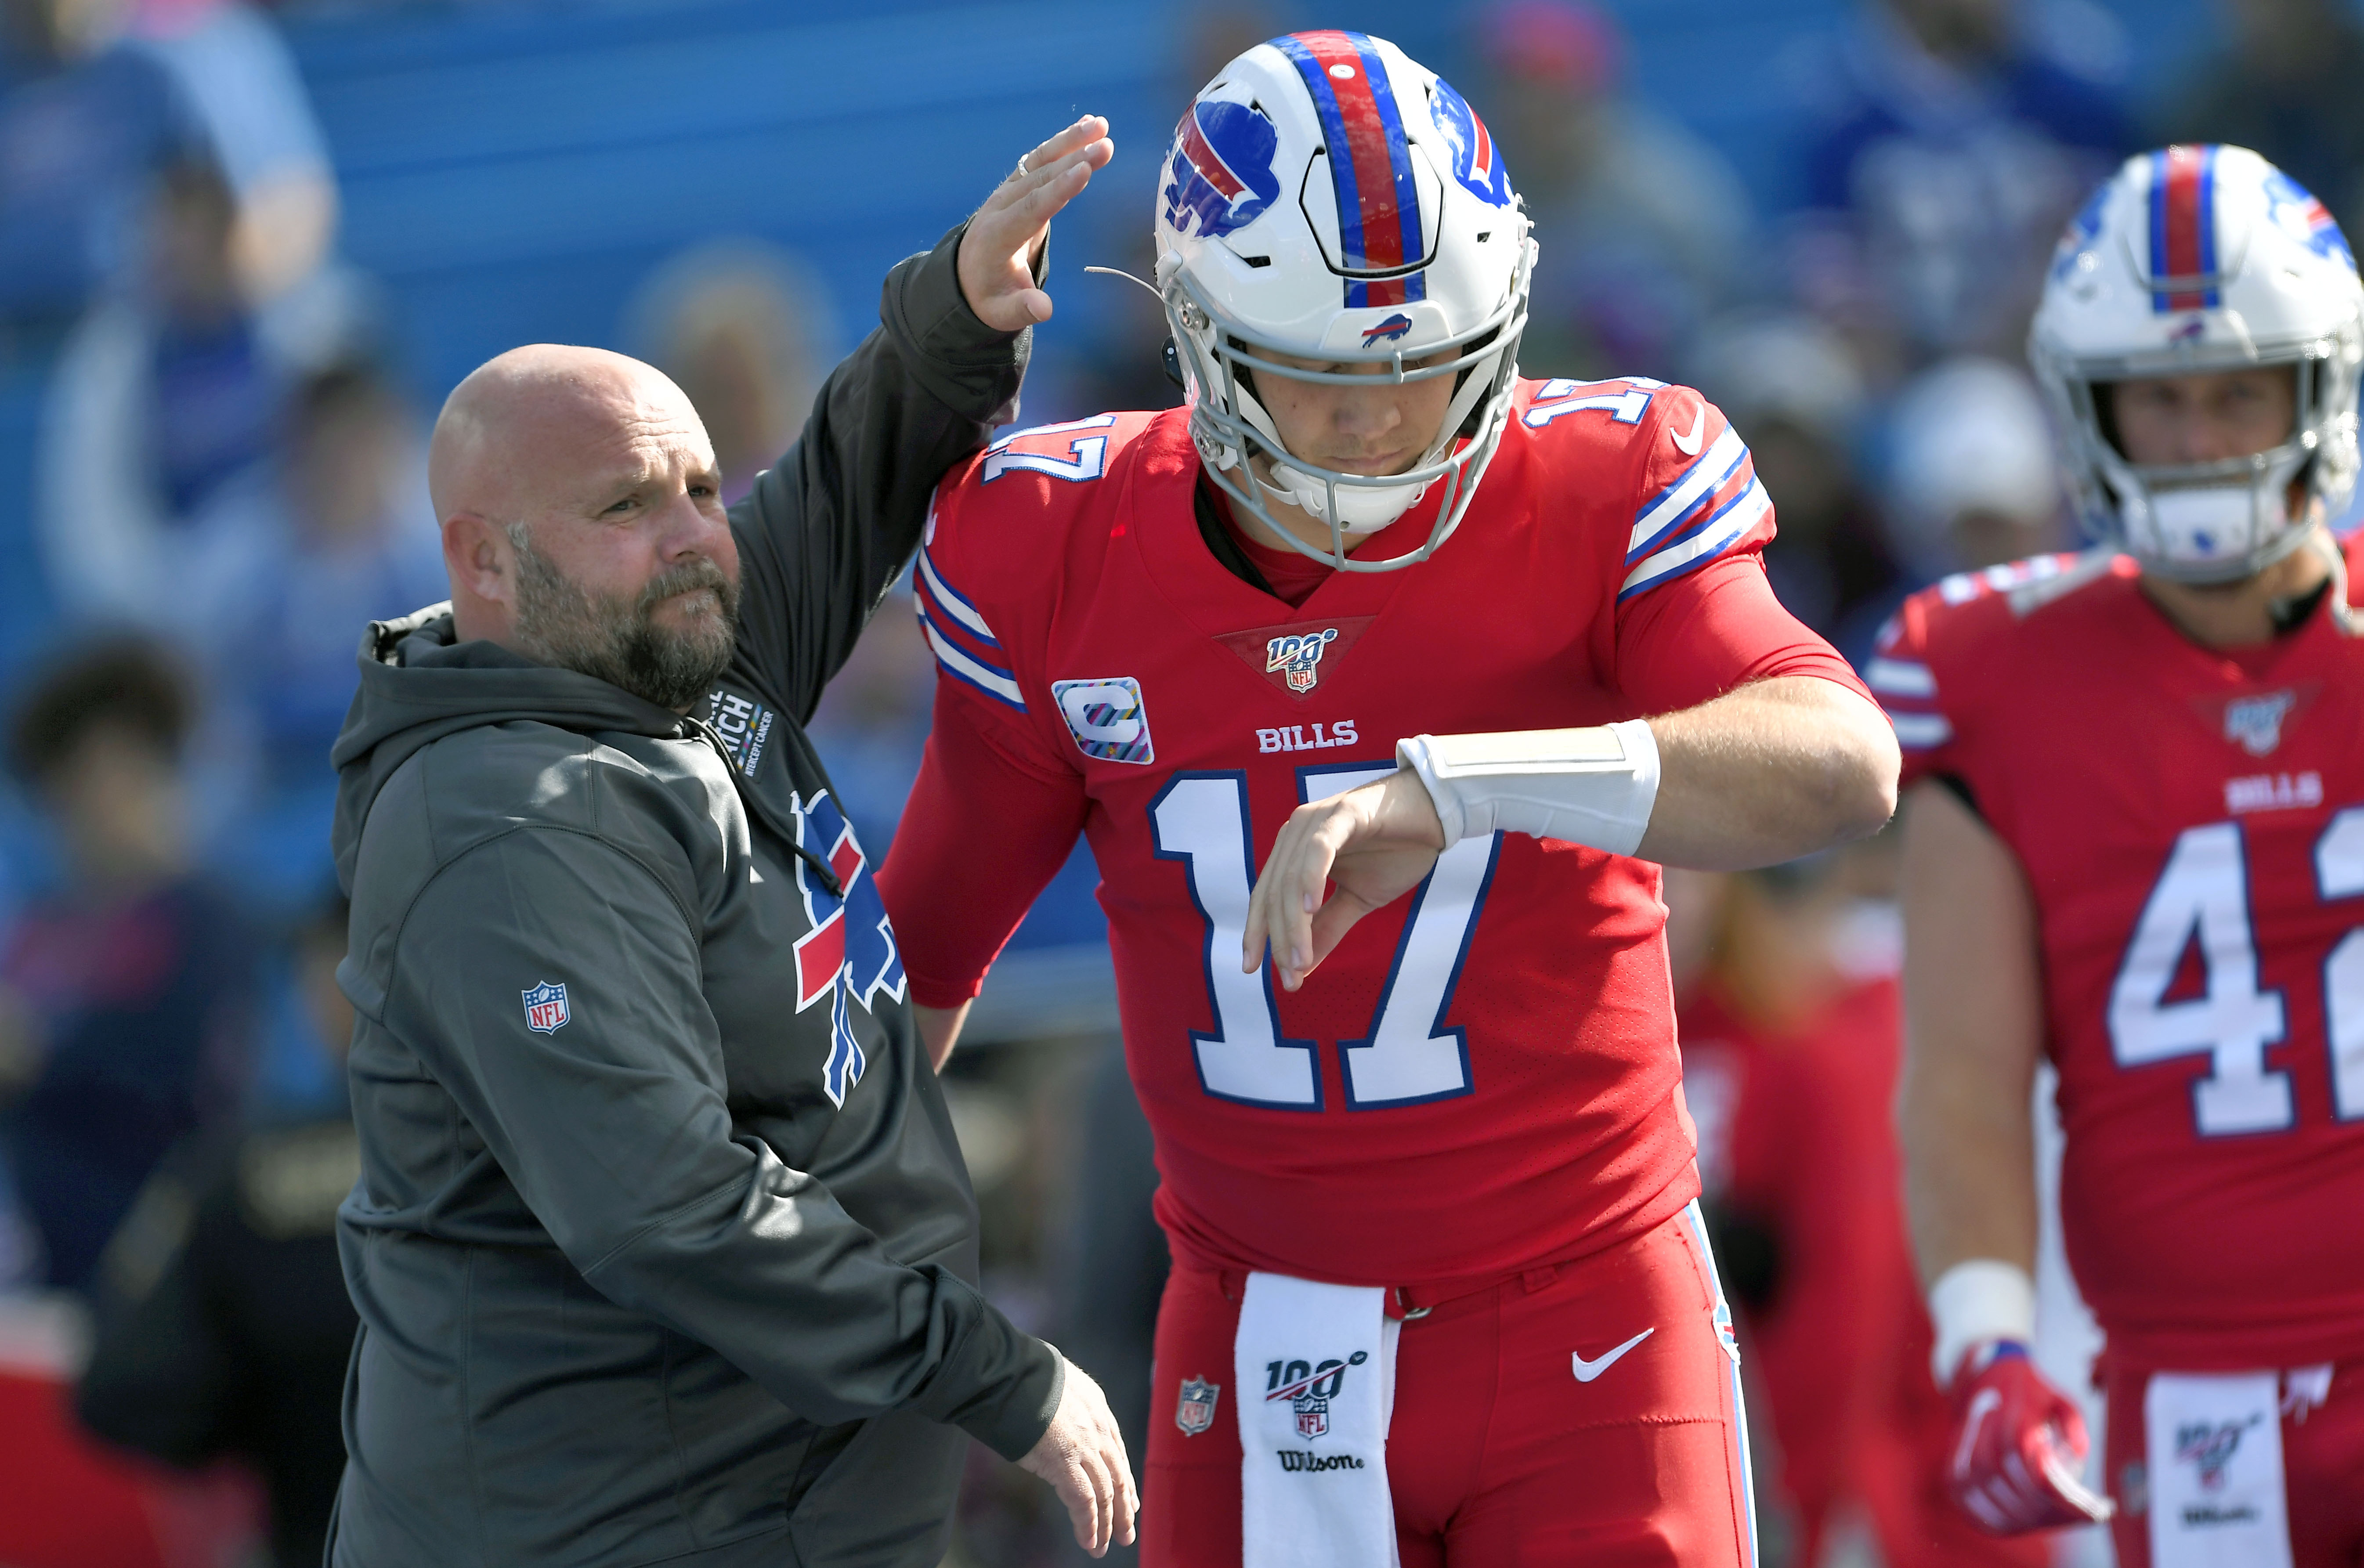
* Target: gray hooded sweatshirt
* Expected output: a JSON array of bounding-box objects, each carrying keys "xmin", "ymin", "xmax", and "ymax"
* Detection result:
[{"xmin": 325, "ymin": 226, "xmax": 1061, "ymax": 1568}]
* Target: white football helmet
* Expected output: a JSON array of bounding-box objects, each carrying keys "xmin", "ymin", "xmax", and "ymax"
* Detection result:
[
  {"xmin": 1153, "ymin": 30, "xmax": 1533, "ymax": 571},
  {"xmin": 2028, "ymin": 144, "xmax": 2364, "ymax": 583}
]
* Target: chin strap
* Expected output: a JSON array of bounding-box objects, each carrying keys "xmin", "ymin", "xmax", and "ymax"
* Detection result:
[
  {"xmin": 1258, "ymin": 460, "xmax": 1428, "ymax": 533},
  {"xmin": 1395, "ymin": 722, "xmax": 1660, "ymax": 857}
]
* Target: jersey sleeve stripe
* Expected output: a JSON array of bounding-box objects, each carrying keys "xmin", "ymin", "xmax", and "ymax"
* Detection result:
[
  {"xmin": 1628, "ymin": 425, "xmax": 1746, "ymax": 561},
  {"xmin": 913, "ymin": 566, "xmax": 1011, "ymax": 680},
  {"xmin": 915, "ymin": 545, "xmax": 1003, "ymax": 648},
  {"xmin": 1617, "ymin": 477, "xmax": 1771, "ymax": 602},
  {"xmin": 1887, "ymin": 711, "xmax": 1953, "ymax": 750},
  {"xmin": 1630, "ymin": 454, "xmax": 1758, "ymax": 571},
  {"xmin": 916, "ymin": 600, "xmax": 1027, "ymax": 711},
  {"xmin": 1865, "ymin": 657, "xmax": 1937, "ymax": 698}
]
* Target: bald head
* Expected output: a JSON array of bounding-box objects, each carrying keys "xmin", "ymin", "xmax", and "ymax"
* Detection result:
[
  {"xmin": 428, "ymin": 343, "xmax": 712, "ymax": 528},
  {"xmin": 430, "ymin": 343, "xmax": 739, "ymax": 703}
]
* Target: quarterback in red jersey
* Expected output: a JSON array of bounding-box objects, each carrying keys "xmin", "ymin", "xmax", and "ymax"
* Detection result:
[
  {"xmin": 1889, "ymin": 144, "xmax": 2364, "ymax": 1567},
  {"xmin": 877, "ymin": 31, "xmax": 1897, "ymax": 1567}
]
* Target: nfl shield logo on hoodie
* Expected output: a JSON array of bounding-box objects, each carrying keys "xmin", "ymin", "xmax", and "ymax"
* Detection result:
[{"xmin": 521, "ymin": 981, "xmax": 570, "ymax": 1034}]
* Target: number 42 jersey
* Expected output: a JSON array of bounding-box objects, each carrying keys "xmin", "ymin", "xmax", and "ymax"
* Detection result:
[
  {"xmin": 1876, "ymin": 546, "xmax": 2364, "ymax": 1370},
  {"xmin": 878, "ymin": 381, "xmax": 1867, "ymax": 1288}
]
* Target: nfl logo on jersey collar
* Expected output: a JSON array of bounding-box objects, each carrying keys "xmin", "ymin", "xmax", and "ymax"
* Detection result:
[
  {"xmin": 1218, "ymin": 615, "xmax": 1377, "ymax": 699},
  {"xmin": 1267, "ymin": 629, "xmax": 1337, "ymax": 691},
  {"xmin": 2223, "ymin": 688, "xmax": 2299, "ymax": 755},
  {"xmin": 521, "ymin": 980, "xmax": 569, "ymax": 1033}
]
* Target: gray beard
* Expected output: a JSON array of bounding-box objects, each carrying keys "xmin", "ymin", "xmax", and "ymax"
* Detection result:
[{"xmin": 506, "ymin": 523, "xmax": 740, "ymax": 712}]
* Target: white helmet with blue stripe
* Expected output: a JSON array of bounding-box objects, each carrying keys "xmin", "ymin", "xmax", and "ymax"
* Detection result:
[
  {"xmin": 2028, "ymin": 143, "xmax": 2364, "ymax": 582},
  {"xmin": 1153, "ymin": 30, "xmax": 1533, "ymax": 571}
]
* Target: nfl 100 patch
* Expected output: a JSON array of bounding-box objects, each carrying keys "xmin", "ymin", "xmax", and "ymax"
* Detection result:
[
  {"xmin": 1265, "ymin": 628, "xmax": 1338, "ymax": 693},
  {"xmin": 1175, "ymin": 1376, "xmax": 1221, "ymax": 1436},
  {"xmin": 1052, "ymin": 676, "xmax": 1155, "ymax": 764},
  {"xmin": 1214, "ymin": 615, "xmax": 1376, "ymax": 700},
  {"xmin": 521, "ymin": 980, "xmax": 570, "ymax": 1034}
]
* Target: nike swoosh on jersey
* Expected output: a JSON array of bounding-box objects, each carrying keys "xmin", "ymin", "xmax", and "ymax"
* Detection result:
[
  {"xmin": 1670, "ymin": 406, "xmax": 1707, "ymax": 455},
  {"xmin": 1571, "ymin": 1326, "xmax": 1655, "ymax": 1383}
]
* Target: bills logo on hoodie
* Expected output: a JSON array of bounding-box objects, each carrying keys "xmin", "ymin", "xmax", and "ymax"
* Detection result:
[{"xmin": 788, "ymin": 790, "xmax": 907, "ymax": 1106}]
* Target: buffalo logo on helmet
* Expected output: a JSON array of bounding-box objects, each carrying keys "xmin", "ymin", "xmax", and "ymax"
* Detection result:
[
  {"xmin": 2050, "ymin": 180, "xmax": 2111, "ymax": 282},
  {"xmin": 1264, "ymin": 1349, "xmax": 1367, "ymax": 1441},
  {"xmin": 1164, "ymin": 98, "xmax": 1280, "ymax": 240},
  {"xmin": 2263, "ymin": 170, "xmax": 2356, "ymax": 270},
  {"xmin": 1426, "ymin": 76, "xmax": 1511, "ymax": 207},
  {"xmin": 1361, "ymin": 312, "xmax": 1414, "ymax": 347},
  {"xmin": 2173, "ymin": 1416, "xmax": 2257, "ymax": 1492},
  {"xmin": 1265, "ymin": 628, "xmax": 1339, "ymax": 692},
  {"xmin": 1175, "ymin": 1377, "xmax": 1220, "ymax": 1436}
]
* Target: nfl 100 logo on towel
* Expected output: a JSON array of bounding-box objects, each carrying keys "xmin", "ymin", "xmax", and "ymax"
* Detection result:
[
  {"xmin": 522, "ymin": 981, "xmax": 570, "ymax": 1034},
  {"xmin": 1265, "ymin": 1350, "xmax": 1368, "ymax": 1440}
]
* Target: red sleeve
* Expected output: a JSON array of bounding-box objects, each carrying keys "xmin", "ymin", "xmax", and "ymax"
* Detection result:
[
  {"xmin": 1865, "ymin": 588, "xmax": 1963, "ymax": 790},
  {"xmin": 876, "ymin": 679, "xmax": 1088, "ymax": 1009},
  {"xmin": 1612, "ymin": 551, "xmax": 1872, "ymax": 717}
]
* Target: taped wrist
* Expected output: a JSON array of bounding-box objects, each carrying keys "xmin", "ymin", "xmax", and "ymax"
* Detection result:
[
  {"xmin": 1928, "ymin": 1259, "xmax": 2036, "ymax": 1388},
  {"xmin": 1395, "ymin": 720, "xmax": 1660, "ymax": 856}
]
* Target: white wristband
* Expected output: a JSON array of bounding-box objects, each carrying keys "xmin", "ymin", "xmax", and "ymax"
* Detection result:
[
  {"xmin": 1395, "ymin": 720, "xmax": 1660, "ymax": 857},
  {"xmin": 1927, "ymin": 1259, "xmax": 2036, "ymax": 1388}
]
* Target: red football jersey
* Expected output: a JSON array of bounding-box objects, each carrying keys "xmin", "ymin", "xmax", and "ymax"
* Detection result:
[
  {"xmin": 879, "ymin": 382, "xmax": 1866, "ymax": 1286},
  {"xmin": 1876, "ymin": 546, "xmax": 2364, "ymax": 1369}
]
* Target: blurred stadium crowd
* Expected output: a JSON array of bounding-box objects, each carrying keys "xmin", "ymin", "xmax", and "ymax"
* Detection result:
[{"xmin": 0, "ymin": 0, "xmax": 2356, "ymax": 1563}]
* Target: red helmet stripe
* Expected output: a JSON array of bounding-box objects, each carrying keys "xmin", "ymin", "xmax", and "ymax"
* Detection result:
[
  {"xmin": 2160, "ymin": 144, "xmax": 2210, "ymax": 310},
  {"xmin": 1276, "ymin": 30, "xmax": 1422, "ymax": 306}
]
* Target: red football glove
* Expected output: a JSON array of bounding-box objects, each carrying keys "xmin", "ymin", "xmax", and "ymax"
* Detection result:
[{"xmin": 1945, "ymin": 1341, "xmax": 2116, "ymax": 1533}]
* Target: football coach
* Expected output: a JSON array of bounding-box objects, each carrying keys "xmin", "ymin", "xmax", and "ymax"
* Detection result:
[{"xmin": 323, "ymin": 119, "xmax": 1135, "ymax": 1567}]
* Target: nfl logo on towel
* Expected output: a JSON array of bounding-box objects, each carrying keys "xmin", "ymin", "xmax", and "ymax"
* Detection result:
[
  {"xmin": 1176, "ymin": 1377, "xmax": 1220, "ymax": 1436},
  {"xmin": 521, "ymin": 981, "xmax": 569, "ymax": 1034},
  {"xmin": 1294, "ymin": 1391, "xmax": 1329, "ymax": 1439}
]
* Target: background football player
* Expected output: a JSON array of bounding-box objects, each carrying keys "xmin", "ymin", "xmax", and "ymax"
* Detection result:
[
  {"xmin": 878, "ymin": 31, "xmax": 1897, "ymax": 1566},
  {"xmin": 1885, "ymin": 144, "xmax": 2364, "ymax": 1564}
]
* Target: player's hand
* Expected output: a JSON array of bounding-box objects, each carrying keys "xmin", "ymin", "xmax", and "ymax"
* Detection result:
[
  {"xmin": 1944, "ymin": 1341, "xmax": 2115, "ymax": 1533},
  {"xmin": 958, "ymin": 116, "xmax": 1114, "ymax": 332},
  {"xmin": 1244, "ymin": 769, "xmax": 1449, "ymax": 991},
  {"xmin": 1016, "ymin": 1353, "xmax": 1139, "ymax": 1558}
]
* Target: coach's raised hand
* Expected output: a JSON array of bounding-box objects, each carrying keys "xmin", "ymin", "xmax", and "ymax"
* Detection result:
[{"xmin": 958, "ymin": 116, "xmax": 1113, "ymax": 331}]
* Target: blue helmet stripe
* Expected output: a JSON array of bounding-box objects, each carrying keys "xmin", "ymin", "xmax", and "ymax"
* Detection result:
[{"xmin": 2198, "ymin": 143, "xmax": 2222, "ymax": 307}]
